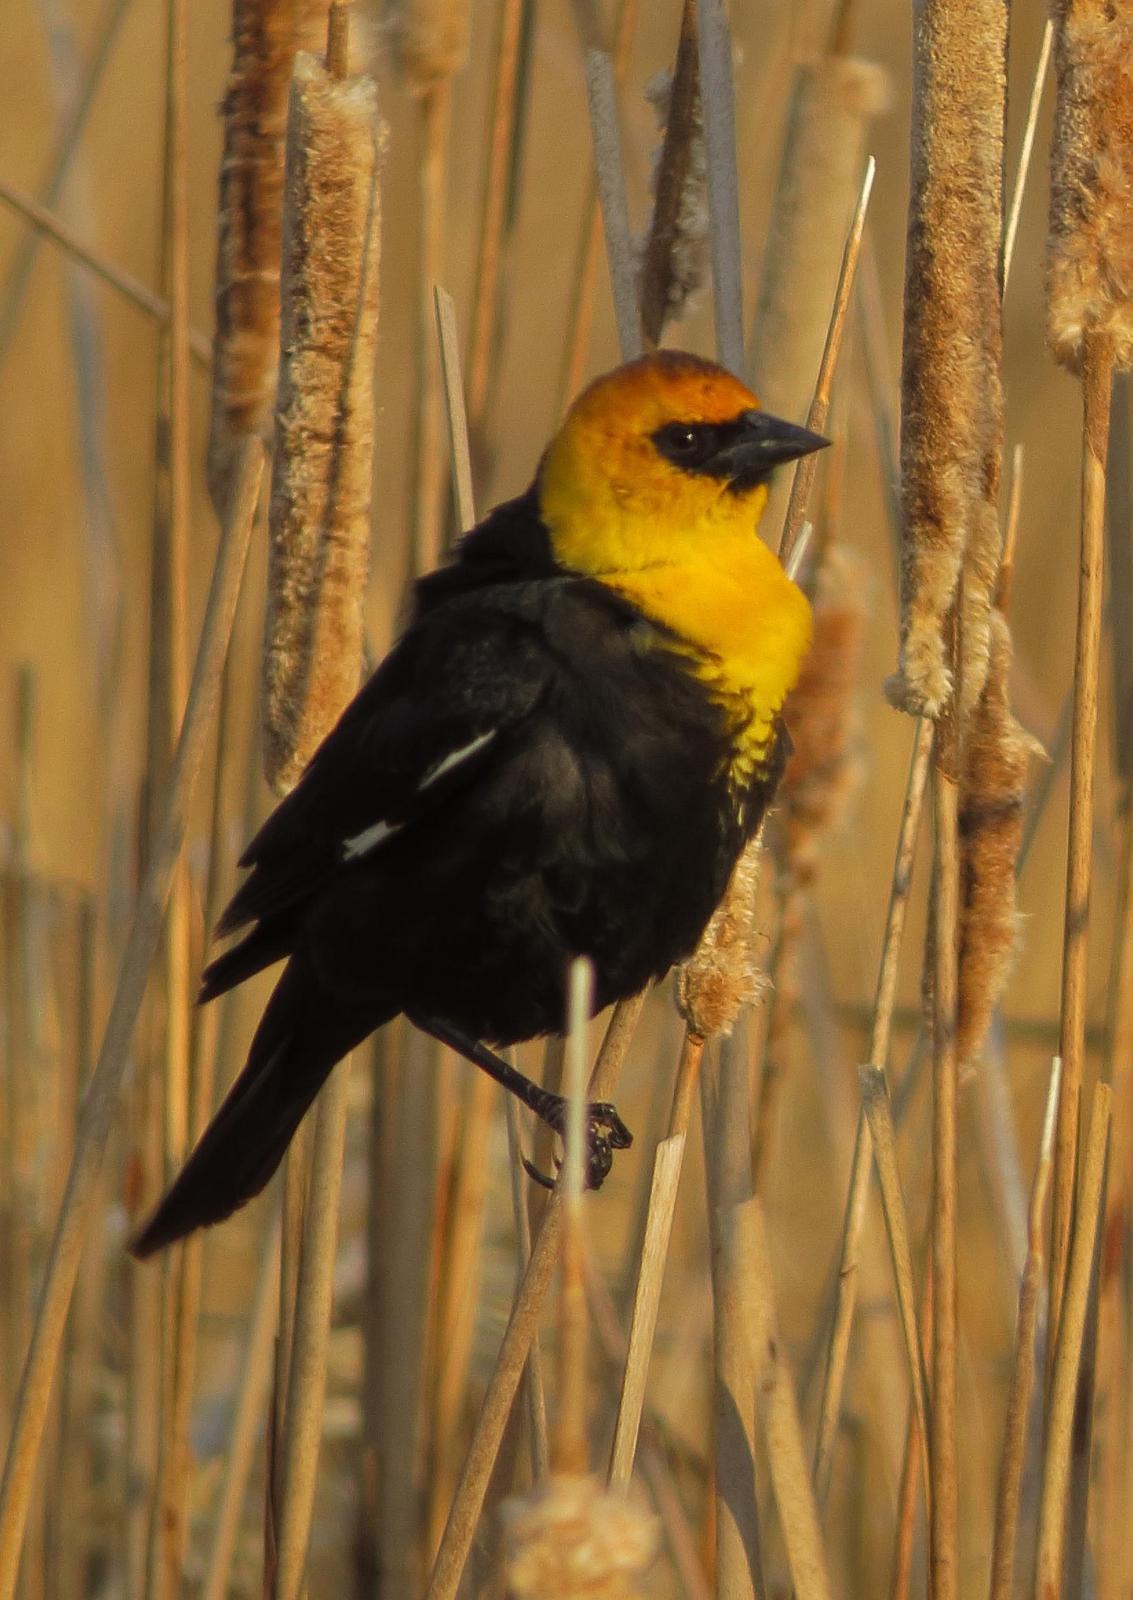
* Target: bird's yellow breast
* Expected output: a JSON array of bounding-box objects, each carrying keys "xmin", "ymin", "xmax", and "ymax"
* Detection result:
[{"xmin": 602, "ymin": 537, "xmax": 811, "ymax": 785}]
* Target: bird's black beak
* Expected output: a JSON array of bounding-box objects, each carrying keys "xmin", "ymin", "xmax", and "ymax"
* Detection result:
[{"xmin": 711, "ymin": 409, "xmax": 830, "ymax": 489}]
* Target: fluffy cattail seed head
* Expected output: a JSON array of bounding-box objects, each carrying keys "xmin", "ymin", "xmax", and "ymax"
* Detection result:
[
  {"xmin": 502, "ymin": 1475, "xmax": 659, "ymax": 1600},
  {"xmin": 1047, "ymin": 0, "xmax": 1133, "ymax": 373}
]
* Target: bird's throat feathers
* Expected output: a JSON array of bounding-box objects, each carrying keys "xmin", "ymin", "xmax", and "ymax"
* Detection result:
[{"xmin": 540, "ymin": 467, "xmax": 813, "ymax": 784}]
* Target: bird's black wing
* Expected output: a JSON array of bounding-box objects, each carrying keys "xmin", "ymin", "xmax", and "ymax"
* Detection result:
[{"xmin": 203, "ymin": 583, "xmax": 570, "ymax": 994}]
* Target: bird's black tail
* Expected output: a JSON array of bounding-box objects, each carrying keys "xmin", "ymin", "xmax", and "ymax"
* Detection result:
[{"xmin": 130, "ymin": 957, "xmax": 382, "ymax": 1258}]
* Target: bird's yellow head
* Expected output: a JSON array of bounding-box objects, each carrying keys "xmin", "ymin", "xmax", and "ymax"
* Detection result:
[
  {"xmin": 537, "ymin": 351, "xmax": 827, "ymax": 780},
  {"xmin": 538, "ymin": 350, "xmax": 825, "ymax": 576}
]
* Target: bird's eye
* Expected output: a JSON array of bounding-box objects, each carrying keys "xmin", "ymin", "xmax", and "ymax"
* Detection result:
[{"xmin": 653, "ymin": 422, "xmax": 714, "ymax": 466}]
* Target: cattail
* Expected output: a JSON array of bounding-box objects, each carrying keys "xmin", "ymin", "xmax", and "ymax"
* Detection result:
[
  {"xmin": 637, "ymin": 3, "xmax": 709, "ymax": 347},
  {"xmin": 675, "ymin": 841, "xmax": 764, "ymax": 1040},
  {"xmin": 889, "ymin": 0, "xmax": 1007, "ymax": 722},
  {"xmin": 956, "ymin": 609, "xmax": 1043, "ymax": 1068},
  {"xmin": 1045, "ymin": 0, "xmax": 1133, "ymax": 1321},
  {"xmin": 387, "ymin": 0, "xmax": 471, "ymax": 96},
  {"xmin": 749, "ymin": 55, "xmax": 890, "ymax": 428},
  {"xmin": 263, "ymin": 43, "xmax": 386, "ymax": 794},
  {"xmin": 207, "ymin": 0, "xmax": 334, "ymax": 512},
  {"xmin": 1046, "ymin": 0, "xmax": 1133, "ymax": 373},
  {"xmin": 781, "ymin": 546, "xmax": 867, "ymax": 892},
  {"xmin": 502, "ymin": 1476, "xmax": 658, "ymax": 1600}
]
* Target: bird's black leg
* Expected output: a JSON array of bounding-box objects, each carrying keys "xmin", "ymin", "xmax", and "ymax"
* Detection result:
[{"xmin": 416, "ymin": 1017, "xmax": 632, "ymax": 1190}]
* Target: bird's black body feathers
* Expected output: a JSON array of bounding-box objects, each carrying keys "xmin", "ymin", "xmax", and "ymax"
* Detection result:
[{"xmin": 133, "ymin": 496, "xmax": 787, "ymax": 1256}]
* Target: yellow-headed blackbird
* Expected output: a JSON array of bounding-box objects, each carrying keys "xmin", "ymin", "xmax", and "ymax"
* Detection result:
[{"xmin": 132, "ymin": 351, "xmax": 824, "ymax": 1257}]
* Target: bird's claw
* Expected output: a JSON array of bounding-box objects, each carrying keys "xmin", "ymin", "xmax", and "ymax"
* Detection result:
[{"xmin": 521, "ymin": 1098, "xmax": 633, "ymax": 1191}]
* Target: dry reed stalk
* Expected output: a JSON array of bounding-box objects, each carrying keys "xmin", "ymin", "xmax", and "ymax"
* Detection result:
[
  {"xmin": 262, "ymin": 38, "xmax": 385, "ymax": 793},
  {"xmin": 466, "ymin": 0, "xmax": 527, "ymax": 433},
  {"xmin": 1047, "ymin": 0, "xmax": 1133, "ymax": 1343},
  {"xmin": 1034, "ymin": 1082, "xmax": 1112, "ymax": 1598},
  {"xmin": 727, "ymin": 1197, "xmax": 834, "ymax": 1600},
  {"xmin": 929, "ymin": 709, "xmax": 961, "ymax": 1600},
  {"xmin": 637, "ymin": 0, "xmax": 708, "ymax": 349},
  {"xmin": 1003, "ymin": 21, "xmax": 1054, "ymax": 290},
  {"xmin": 988, "ymin": 1055, "xmax": 1060, "ymax": 1600},
  {"xmin": 859, "ymin": 1066, "xmax": 931, "ymax": 1512},
  {"xmin": 582, "ymin": 49, "xmax": 643, "ymax": 366},
  {"xmin": 0, "ymin": 441, "xmax": 263, "ymax": 1600},
  {"xmin": 377, "ymin": 1025, "xmax": 443, "ymax": 1598},
  {"xmin": 779, "ymin": 157, "xmax": 874, "ymax": 570},
  {"xmin": 0, "ymin": 177, "xmax": 212, "ymax": 366},
  {"xmin": 812, "ymin": 715, "xmax": 933, "ymax": 1504},
  {"xmin": 749, "ymin": 50, "xmax": 889, "ymax": 446},
  {"xmin": 703, "ymin": 1117, "xmax": 762, "ymax": 1600},
  {"xmin": 889, "ymin": 1269, "xmax": 934, "ymax": 1600},
  {"xmin": 585, "ymin": 1259, "xmax": 710, "ymax": 1600},
  {"xmin": 199, "ymin": 1217, "xmax": 282, "ymax": 1600},
  {"xmin": 555, "ymin": 961, "xmax": 594, "ymax": 1477},
  {"xmin": 426, "ymin": 1067, "xmax": 496, "ymax": 1550},
  {"xmin": 557, "ymin": 0, "xmax": 639, "ymax": 404},
  {"xmin": 890, "ymin": 0, "xmax": 1006, "ymax": 723},
  {"xmin": 206, "ymin": 0, "xmax": 333, "ymax": 510},
  {"xmin": 424, "ymin": 993, "xmax": 646, "ymax": 1600},
  {"xmin": 1097, "ymin": 379, "xmax": 1133, "ymax": 1600},
  {"xmin": 506, "ymin": 1097, "xmax": 550, "ymax": 1481},
  {"xmin": 356, "ymin": 1027, "xmax": 399, "ymax": 1591},
  {"xmin": 272, "ymin": 1055, "xmax": 353, "ymax": 1600},
  {"xmin": 606, "ymin": 1135, "xmax": 686, "ymax": 1489},
  {"xmin": 691, "ymin": 0, "xmax": 743, "ymax": 374}
]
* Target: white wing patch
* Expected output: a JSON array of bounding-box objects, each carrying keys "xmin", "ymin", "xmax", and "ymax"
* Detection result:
[
  {"xmin": 418, "ymin": 728, "xmax": 496, "ymax": 791},
  {"xmin": 340, "ymin": 731, "xmax": 495, "ymax": 861},
  {"xmin": 342, "ymin": 819, "xmax": 402, "ymax": 860}
]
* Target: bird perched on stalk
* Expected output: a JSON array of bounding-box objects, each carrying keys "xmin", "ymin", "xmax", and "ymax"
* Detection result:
[{"xmin": 132, "ymin": 351, "xmax": 824, "ymax": 1257}]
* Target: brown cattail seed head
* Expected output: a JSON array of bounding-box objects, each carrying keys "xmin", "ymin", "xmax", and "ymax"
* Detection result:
[
  {"xmin": 1047, "ymin": 0, "xmax": 1133, "ymax": 372},
  {"xmin": 207, "ymin": 0, "xmax": 334, "ymax": 512},
  {"xmin": 957, "ymin": 610, "xmax": 1044, "ymax": 1067},
  {"xmin": 502, "ymin": 1476, "xmax": 659, "ymax": 1600},
  {"xmin": 676, "ymin": 840, "xmax": 765, "ymax": 1038},
  {"xmin": 263, "ymin": 52, "xmax": 386, "ymax": 794},
  {"xmin": 387, "ymin": 0, "xmax": 471, "ymax": 94},
  {"xmin": 637, "ymin": 60, "xmax": 709, "ymax": 343},
  {"xmin": 890, "ymin": 0, "xmax": 1006, "ymax": 720}
]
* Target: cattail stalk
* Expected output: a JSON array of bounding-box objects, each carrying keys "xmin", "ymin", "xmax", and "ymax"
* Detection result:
[
  {"xmin": 263, "ymin": 30, "xmax": 384, "ymax": 793},
  {"xmin": 1035, "ymin": 1083, "xmax": 1112, "ymax": 1595},
  {"xmin": 207, "ymin": 0, "xmax": 333, "ymax": 509},
  {"xmin": 988, "ymin": 1056, "xmax": 1060, "ymax": 1600},
  {"xmin": 1046, "ymin": 0, "xmax": 1133, "ymax": 1335}
]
